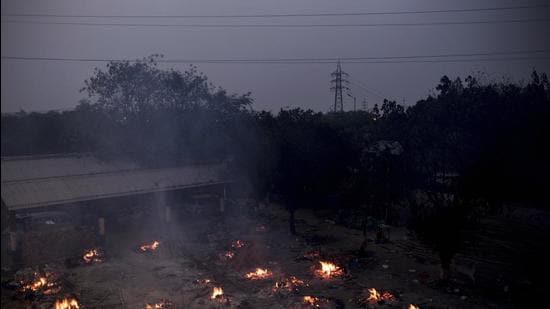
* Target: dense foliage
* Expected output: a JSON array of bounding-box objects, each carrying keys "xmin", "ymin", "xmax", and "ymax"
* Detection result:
[{"xmin": 2, "ymin": 58, "xmax": 549, "ymax": 283}]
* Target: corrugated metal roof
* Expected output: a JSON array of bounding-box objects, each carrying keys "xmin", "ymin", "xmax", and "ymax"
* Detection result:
[
  {"xmin": 1, "ymin": 154, "xmax": 229, "ymax": 211},
  {"xmin": 1, "ymin": 154, "xmax": 138, "ymax": 182}
]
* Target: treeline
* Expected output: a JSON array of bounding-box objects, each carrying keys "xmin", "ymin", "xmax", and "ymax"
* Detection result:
[
  {"xmin": 2, "ymin": 57, "xmax": 549, "ymax": 286},
  {"xmin": 2, "ymin": 58, "xmax": 548, "ymax": 208}
]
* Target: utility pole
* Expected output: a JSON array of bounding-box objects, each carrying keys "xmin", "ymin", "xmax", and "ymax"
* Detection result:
[{"xmin": 330, "ymin": 60, "xmax": 349, "ymax": 112}]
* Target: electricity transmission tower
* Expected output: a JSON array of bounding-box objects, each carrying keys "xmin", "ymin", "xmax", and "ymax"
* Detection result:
[
  {"xmin": 362, "ymin": 98, "xmax": 368, "ymax": 111},
  {"xmin": 330, "ymin": 60, "xmax": 349, "ymax": 112}
]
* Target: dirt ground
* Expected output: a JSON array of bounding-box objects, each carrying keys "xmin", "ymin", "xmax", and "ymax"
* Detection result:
[{"xmin": 1, "ymin": 202, "xmax": 511, "ymax": 308}]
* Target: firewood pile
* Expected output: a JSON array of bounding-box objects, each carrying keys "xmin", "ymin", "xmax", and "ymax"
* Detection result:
[{"xmin": 2, "ymin": 263, "xmax": 81, "ymax": 308}]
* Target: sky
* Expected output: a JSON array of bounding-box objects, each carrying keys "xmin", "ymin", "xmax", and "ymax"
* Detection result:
[{"xmin": 1, "ymin": 0, "xmax": 550, "ymax": 113}]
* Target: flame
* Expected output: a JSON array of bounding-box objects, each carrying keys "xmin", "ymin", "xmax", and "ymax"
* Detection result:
[
  {"xmin": 54, "ymin": 298, "xmax": 80, "ymax": 309},
  {"xmin": 365, "ymin": 288, "xmax": 395, "ymax": 304},
  {"xmin": 211, "ymin": 287, "xmax": 224, "ymax": 299},
  {"xmin": 20, "ymin": 272, "xmax": 60, "ymax": 295},
  {"xmin": 303, "ymin": 296, "xmax": 319, "ymax": 304},
  {"xmin": 231, "ymin": 240, "xmax": 245, "ymax": 249},
  {"xmin": 245, "ymin": 268, "xmax": 273, "ymax": 280},
  {"xmin": 83, "ymin": 248, "xmax": 103, "ymax": 264},
  {"xmin": 22, "ymin": 276, "xmax": 47, "ymax": 292},
  {"xmin": 223, "ymin": 251, "xmax": 235, "ymax": 259},
  {"xmin": 315, "ymin": 261, "xmax": 343, "ymax": 279},
  {"xmin": 140, "ymin": 241, "xmax": 160, "ymax": 252},
  {"xmin": 272, "ymin": 276, "xmax": 307, "ymax": 293},
  {"xmin": 409, "ymin": 305, "xmax": 420, "ymax": 309},
  {"xmin": 303, "ymin": 296, "xmax": 327, "ymax": 308}
]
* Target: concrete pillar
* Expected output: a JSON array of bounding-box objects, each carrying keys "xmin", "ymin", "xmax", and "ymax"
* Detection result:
[
  {"xmin": 164, "ymin": 206, "xmax": 172, "ymax": 223},
  {"xmin": 7, "ymin": 211, "xmax": 17, "ymax": 253},
  {"xmin": 98, "ymin": 217, "xmax": 105, "ymax": 236},
  {"xmin": 9, "ymin": 231, "xmax": 17, "ymax": 252},
  {"xmin": 219, "ymin": 198, "xmax": 225, "ymax": 213}
]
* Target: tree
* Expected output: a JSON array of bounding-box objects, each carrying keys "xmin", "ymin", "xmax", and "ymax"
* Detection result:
[{"xmin": 79, "ymin": 55, "xmax": 253, "ymax": 164}]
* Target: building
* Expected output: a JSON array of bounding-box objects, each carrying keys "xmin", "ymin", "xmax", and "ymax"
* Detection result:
[{"xmin": 1, "ymin": 153, "xmax": 232, "ymax": 266}]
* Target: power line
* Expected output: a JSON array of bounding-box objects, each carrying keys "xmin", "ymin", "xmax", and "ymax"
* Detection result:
[
  {"xmin": 2, "ymin": 54, "xmax": 550, "ymax": 64},
  {"xmin": 2, "ymin": 4, "xmax": 549, "ymax": 19},
  {"xmin": 348, "ymin": 80, "xmax": 387, "ymax": 100},
  {"xmin": 348, "ymin": 76, "xmax": 388, "ymax": 97},
  {"xmin": 2, "ymin": 18, "xmax": 549, "ymax": 28}
]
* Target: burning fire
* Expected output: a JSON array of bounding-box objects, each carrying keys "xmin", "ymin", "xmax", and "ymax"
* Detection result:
[
  {"xmin": 210, "ymin": 286, "xmax": 230, "ymax": 305},
  {"xmin": 365, "ymin": 288, "xmax": 396, "ymax": 304},
  {"xmin": 231, "ymin": 240, "xmax": 245, "ymax": 249},
  {"xmin": 21, "ymin": 276, "xmax": 48, "ymax": 292},
  {"xmin": 272, "ymin": 276, "xmax": 307, "ymax": 293},
  {"xmin": 53, "ymin": 298, "xmax": 80, "ymax": 309},
  {"xmin": 140, "ymin": 240, "xmax": 160, "ymax": 252},
  {"xmin": 20, "ymin": 272, "xmax": 60, "ymax": 295},
  {"xmin": 315, "ymin": 261, "xmax": 343, "ymax": 279},
  {"xmin": 409, "ymin": 305, "xmax": 420, "ymax": 309},
  {"xmin": 82, "ymin": 248, "xmax": 103, "ymax": 264},
  {"xmin": 222, "ymin": 251, "xmax": 235, "ymax": 260},
  {"xmin": 303, "ymin": 296, "xmax": 327, "ymax": 308},
  {"xmin": 245, "ymin": 268, "xmax": 273, "ymax": 280},
  {"xmin": 211, "ymin": 287, "xmax": 224, "ymax": 299},
  {"xmin": 145, "ymin": 300, "xmax": 172, "ymax": 308}
]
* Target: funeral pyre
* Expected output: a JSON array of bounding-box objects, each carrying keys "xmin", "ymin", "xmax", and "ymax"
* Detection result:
[
  {"xmin": 245, "ymin": 268, "xmax": 273, "ymax": 280},
  {"xmin": 16, "ymin": 269, "xmax": 62, "ymax": 298},
  {"xmin": 82, "ymin": 248, "xmax": 103, "ymax": 264},
  {"xmin": 140, "ymin": 240, "xmax": 160, "ymax": 252},
  {"xmin": 303, "ymin": 295, "xmax": 329, "ymax": 308},
  {"xmin": 53, "ymin": 297, "xmax": 80, "ymax": 309},
  {"xmin": 314, "ymin": 261, "xmax": 344, "ymax": 279},
  {"xmin": 361, "ymin": 288, "xmax": 397, "ymax": 305},
  {"xmin": 272, "ymin": 276, "xmax": 308, "ymax": 294}
]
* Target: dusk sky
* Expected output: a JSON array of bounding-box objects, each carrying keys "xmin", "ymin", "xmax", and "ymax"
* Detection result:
[{"xmin": 2, "ymin": 0, "xmax": 549, "ymax": 113}]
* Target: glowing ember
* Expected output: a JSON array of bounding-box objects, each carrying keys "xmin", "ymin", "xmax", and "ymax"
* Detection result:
[
  {"xmin": 21, "ymin": 276, "xmax": 47, "ymax": 292},
  {"xmin": 315, "ymin": 261, "xmax": 343, "ymax": 279},
  {"xmin": 19, "ymin": 272, "xmax": 61, "ymax": 295},
  {"xmin": 231, "ymin": 240, "xmax": 245, "ymax": 249},
  {"xmin": 195, "ymin": 278, "xmax": 212, "ymax": 286},
  {"xmin": 54, "ymin": 298, "xmax": 80, "ymax": 309},
  {"xmin": 140, "ymin": 241, "xmax": 160, "ymax": 252},
  {"xmin": 272, "ymin": 276, "xmax": 307, "ymax": 293},
  {"xmin": 82, "ymin": 248, "xmax": 103, "ymax": 264},
  {"xmin": 365, "ymin": 288, "xmax": 396, "ymax": 304},
  {"xmin": 303, "ymin": 296, "xmax": 328, "ymax": 308},
  {"xmin": 145, "ymin": 300, "xmax": 172, "ymax": 308},
  {"xmin": 245, "ymin": 268, "xmax": 273, "ymax": 280},
  {"xmin": 221, "ymin": 251, "xmax": 235, "ymax": 260},
  {"xmin": 409, "ymin": 305, "xmax": 420, "ymax": 309},
  {"xmin": 303, "ymin": 296, "xmax": 320, "ymax": 306},
  {"xmin": 211, "ymin": 287, "xmax": 224, "ymax": 299}
]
